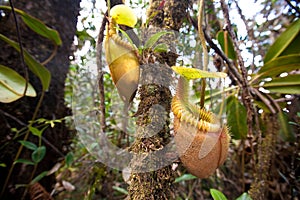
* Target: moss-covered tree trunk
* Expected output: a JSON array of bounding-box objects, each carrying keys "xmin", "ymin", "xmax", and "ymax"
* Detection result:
[
  {"xmin": 0, "ymin": 0, "xmax": 80, "ymax": 199},
  {"xmin": 127, "ymin": 1, "xmax": 189, "ymax": 199}
]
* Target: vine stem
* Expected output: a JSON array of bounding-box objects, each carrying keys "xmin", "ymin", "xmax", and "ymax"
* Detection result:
[{"xmin": 198, "ymin": 0, "xmax": 207, "ymax": 108}]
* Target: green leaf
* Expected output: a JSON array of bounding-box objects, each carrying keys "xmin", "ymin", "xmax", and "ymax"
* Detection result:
[
  {"xmin": 262, "ymin": 74, "xmax": 300, "ymax": 94},
  {"xmin": 0, "ymin": 163, "xmax": 6, "ymax": 167},
  {"xmin": 14, "ymin": 159, "xmax": 35, "ymax": 165},
  {"xmin": 172, "ymin": 66, "xmax": 227, "ymax": 80},
  {"xmin": 29, "ymin": 126, "xmax": 43, "ymax": 137},
  {"xmin": 32, "ymin": 146, "xmax": 46, "ymax": 163},
  {"xmin": 112, "ymin": 186, "xmax": 128, "ymax": 195},
  {"xmin": 0, "ymin": 34, "xmax": 51, "ymax": 91},
  {"xmin": 153, "ymin": 43, "xmax": 168, "ymax": 53},
  {"xmin": 19, "ymin": 140, "xmax": 37, "ymax": 151},
  {"xmin": 0, "ymin": 6, "xmax": 62, "ymax": 45},
  {"xmin": 236, "ymin": 192, "xmax": 252, "ymax": 200},
  {"xmin": 174, "ymin": 174, "xmax": 197, "ymax": 183},
  {"xmin": 210, "ymin": 189, "xmax": 228, "ymax": 200},
  {"xmin": 278, "ymin": 112, "xmax": 295, "ymax": 142},
  {"xmin": 226, "ymin": 95, "xmax": 248, "ymax": 139},
  {"xmin": 217, "ymin": 31, "xmax": 237, "ymax": 60},
  {"xmin": 144, "ymin": 31, "xmax": 173, "ymax": 49},
  {"xmin": 0, "ymin": 65, "xmax": 36, "ymax": 103},
  {"xmin": 257, "ymin": 54, "xmax": 300, "ymax": 78},
  {"xmin": 115, "ymin": 26, "xmax": 135, "ymax": 47},
  {"xmin": 30, "ymin": 171, "xmax": 49, "ymax": 184},
  {"xmin": 65, "ymin": 152, "xmax": 74, "ymax": 167},
  {"xmin": 264, "ymin": 19, "xmax": 300, "ymax": 63}
]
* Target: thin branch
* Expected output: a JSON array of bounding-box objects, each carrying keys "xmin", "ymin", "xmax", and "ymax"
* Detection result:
[
  {"xmin": 197, "ymin": 0, "xmax": 207, "ymax": 108},
  {"xmin": 220, "ymin": 0, "xmax": 255, "ymax": 138},
  {"xmin": 187, "ymin": 14, "xmax": 243, "ymax": 86},
  {"xmin": 41, "ymin": 43, "xmax": 58, "ymax": 65},
  {"xmin": 285, "ymin": 0, "xmax": 300, "ymax": 14},
  {"xmin": 96, "ymin": 12, "xmax": 108, "ymax": 132},
  {"xmin": 233, "ymin": 0, "xmax": 256, "ymax": 71},
  {"xmin": 9, "ymin": 0, "xmax": 28, "ymax": 96}
]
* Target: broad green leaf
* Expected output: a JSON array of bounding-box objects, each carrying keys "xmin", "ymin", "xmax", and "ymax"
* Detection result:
[
  {"xmin": 279, "ymin": 31, "xmax": 300, "ymax": 56},
  {"xmin": 236, "ymin": 192, "xmax": 252, "ymax": 200},
  {"xmin": 144, "ymin": 31, "xmax": 173, "ymax": 49},
  {"xmin": 112, "ymin": 186, "xmax": 128, "ymax": 195},
  {"xmin": 264, "ymin": 19, "xmax": 300, "ymax": 63},
  {"xmin": 0, "ymin": 34, "xmax": 51, "ymax": 91},
  {"xmin": 19, "ymin": 140, "xmax": 37, "ymax": 151},
  {"xmin": 263, "ymin": 74, "xmax": 300, "ymax": 87},
  {"xmin": 278, "ymin": 112, "xmax": 295, "ymax": 142},
  {"xmin": 172, "ymin": 66, "xmax": 227, "ymax": 80},
  {"xmin": 262, "ymin": 74, "xmax": 300, "ymax": 94},
  {"xmin": 0, "ymin": 6, "xmax": 62, "ymax": 45},
  {"xmin": 256, "ymin": 54, "xmax": 300, "ymax": 78},
  {"xmin": 30, "ymin": 171, "xmax": 49, "ymax": 184},
  {"xmin": 217, "ymin": 31, "xmax": 237, "ymax": 60},
  {"xmin": 14, "ymin": 159, "xmax": 34, "ymax": 165},
  {"xmin": 226, "ymin": 95, "xmax": 248, "ymax": 139},
  {"xmin": 174, "ymin": 174, "xmax": 197, "ymax": 183},
  {"xmin": 29, "ymin": 126, "xmax": 42, "ymax": 137},
  {"xmin": 32, "ymin": 146, "xmax": 46, "ymax": 163},
  {"xmin": 0, "ymin": 65, "xmax": 36, "ymax": 103},
  {"xmin": 210, "ymin": 189, "xmax": 228, "ymax": 200}
]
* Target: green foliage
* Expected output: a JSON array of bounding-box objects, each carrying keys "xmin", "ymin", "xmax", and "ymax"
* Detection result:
[
  {"xmin": 112, "ymin": 186, "xmax": 128, "ymax": 195},
  {"xmin": 217, "ymin": 30, "xmax": 237, "ymax": 60},
  {"xmin": 0, "ymin": 5, "xmax": 62, "ymax": 45},
  {"xmin": 264, "ymin": 19, "xmax": 300, "ymax": 63},
  {"xmin": 18, "ymin": 140, "xmax": 37, "ymax": 151},
  {"xmin": 0, "ymin": 5, "xmax": 61, "ymax": 103},
  {"xmin": 278, "ymin": 112, "xmax": 295, "ymax": 141},
  {"xmin": 0, "ymin": 65, "xmax": 36, "ymax": 103},
  {"xmin": 210, "ymin": 189, "xmax": 227, "ymax": 200},
  {"xmin": 256, "ymin": 54, "xmax": 300, "ymax": 79},
  {"xmin": 30, "ymin": 171, "xmax": 49, "ymax": 185},
  {"xmin": 174, "ymin": 174, "xmax": 197, "ymax": 183},
  {"xmin": 144, "ymin": 31, "xmax": 173, "ymax": 50},
  {"xmin": 226, "ymin": 95, "xmax": 248, "ymax": 139},
  {"xmin": 210, "ymin": 189, "xmax": 252, "ymax": 200},
  {"xmin": 0, "ymin": 34, "xmax": 51, "ymax": 91},
  {"xmin": 262, "ymin": 74, "xmax": 300, "ymax": 94},
  {"xmin": 32, "ymin": 146, "xmax": 46, "ymax": 163}
]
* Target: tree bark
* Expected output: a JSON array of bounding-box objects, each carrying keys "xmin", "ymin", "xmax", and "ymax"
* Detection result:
[
  {"xmin": 127, "ymin": 1, "xmax": 189, "ymax": 199},
  {"xmin": 0, "ymin": 0, "xmax": 80, "ymax": 199}
]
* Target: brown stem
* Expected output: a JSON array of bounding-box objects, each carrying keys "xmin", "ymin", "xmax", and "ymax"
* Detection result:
[
  {"xmin": 96, "ymin": 12, "xmax": 108, "ymax": 132},
  {"xmin": 220, "ymin": 0, "xmax": 254, "ymax": 137},
  {"xmin": 187, "ymin": 14, "xmax": 243, "ymax": 86}
]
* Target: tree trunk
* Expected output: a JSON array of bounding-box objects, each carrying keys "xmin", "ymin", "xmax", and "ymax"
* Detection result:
[
  {"xmin": 0, "ymin": 0, "xmax": 80, "ymax": 199},
  {"xmin": 127, "ymin": 1, "xmax": 189, "ymax": 199}
]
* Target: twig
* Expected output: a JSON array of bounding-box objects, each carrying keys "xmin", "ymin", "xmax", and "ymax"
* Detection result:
[
  {"xmin": 41, "ymin": 44, "xmax": 58, "ymax": 65},
  {"xmin": 285, "ymin": 0, "xmax": 300, "ymax": 15},
  {"xmin": 8, "ymin": 0, "xmax": 28, "ymax": 96},
  {"xmin": 197, "ymin": 0, "xmax": 207, "ymax": 108},
  {"xmin": 233, "ymin": 0, "xmax": 256, "ymax": 71},
  {"xmin": 220, "ymin": 0, "xmax": 255, "ymax": 137},
  {"xmin": 96, "ymin": 12, "xmax": 108, "ymax": 132},
  {"xmin": 187, "ymin": 14, "xmax": 243, "ymax": 86}
]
